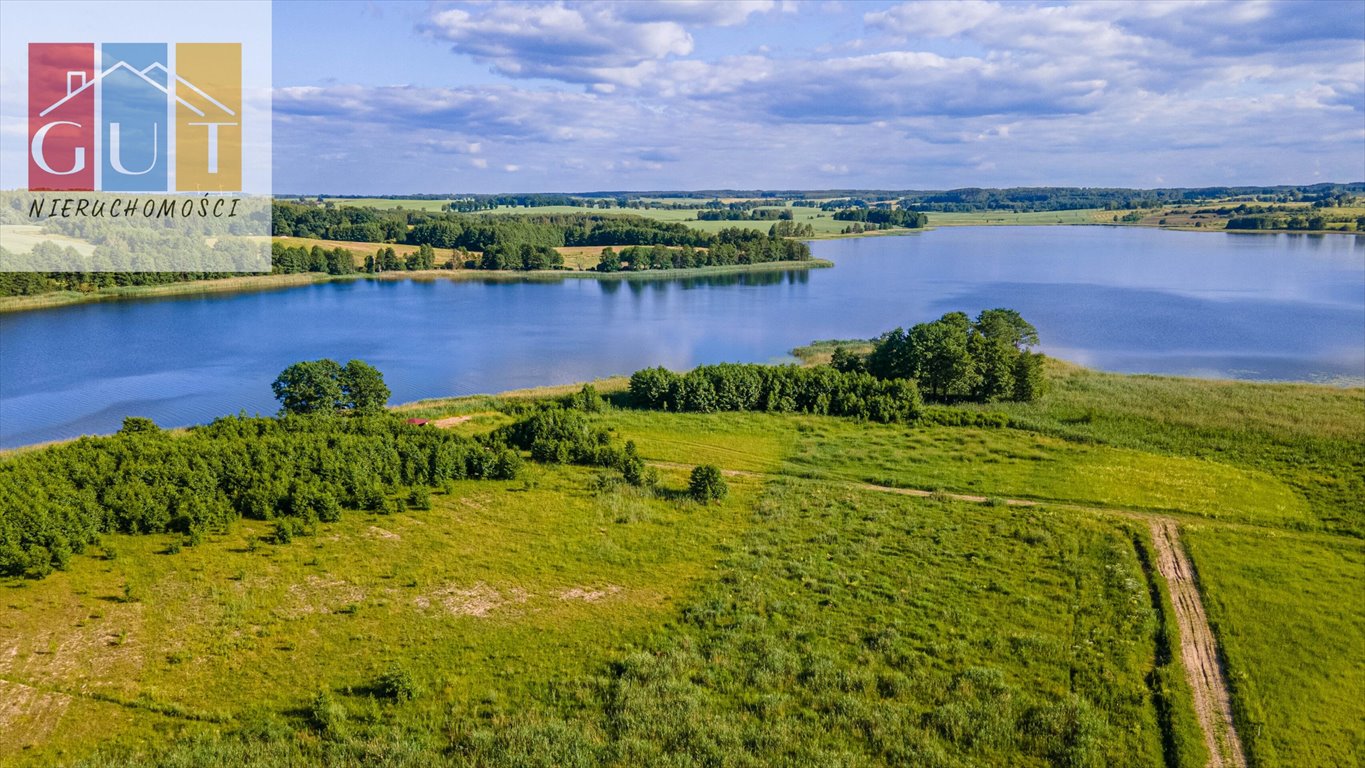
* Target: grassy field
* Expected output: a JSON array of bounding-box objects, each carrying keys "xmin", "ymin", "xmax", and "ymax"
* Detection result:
[
  {"xmin": 469, "ymin": 203, "xmax": 895, "ymax": 237},
  {"xmin": 0, "ymin": 462, "xmax": 768, "ymax": 765},
  {"xmin": 323, "ymin": 198, "xmax": 456, "ymax": 211},
  {"xmin": 1, "ymin": 364, "xmax": 1360, "ymax": 766},
  {"xmin": 1183, "ymin": 526, "xmax": 1365, "ymax": 767}
]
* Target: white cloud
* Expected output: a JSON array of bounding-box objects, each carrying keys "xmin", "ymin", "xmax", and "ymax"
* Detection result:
[{"xmin": 272, "ymin": 0, "xmax": 1365, "ymax": 192}]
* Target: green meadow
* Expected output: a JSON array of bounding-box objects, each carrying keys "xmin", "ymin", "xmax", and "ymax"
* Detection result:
[{"xmin": 1, "ymin": 363, "xmax": 1361, "ymax": 766}]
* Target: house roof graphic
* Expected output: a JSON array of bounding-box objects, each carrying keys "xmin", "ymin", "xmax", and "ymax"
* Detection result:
[{"xmin": 39, "ymin": 60, "xmax": 235, "ymax": 119}]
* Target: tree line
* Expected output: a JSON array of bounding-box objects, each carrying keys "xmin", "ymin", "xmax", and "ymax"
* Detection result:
[
  {"xmin": 0, "ymin": 359, "xmax": 535, "ymax": 578},
  {"xmin": 624, "ymin": 309, "xmax": 1044, "ymax": 423},
  {"xmin": 596, "ymin": 230, "xmax": 810, "ymax": 272},
  {"xmin": 0, "ymin": 411, "xmax": 524, "ymax": 578},
  {"xmin": 628, "ymin": 363, "xmax": 923, "ymax": 423},
  {"xmin": 697, "ymin": 208, "xmax": 793, "ymax": 221},
  {"xmin": 1225, "ymin": 213, "xmax": 1365, "ymax": 232},
  {"xmin": 831, "ymin": 208, "xmax": 927, "ymax": 228}
]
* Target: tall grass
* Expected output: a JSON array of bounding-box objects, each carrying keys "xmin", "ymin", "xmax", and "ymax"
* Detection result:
[{"xmin": 1182, "ymin": 526, "xmax": 1365, "ymax": 767}]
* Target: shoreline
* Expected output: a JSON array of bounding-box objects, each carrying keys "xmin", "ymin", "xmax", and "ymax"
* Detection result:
[
  {"xmin": 3, "ymin": 361, "xmax": 1360, "ymax": 455},
  {"xmin": 0, "ymin": 258, "xmax": 833, "ymax": 314},
  {"xmin": 4, "ymin": 220, "xmax": 1352, "ymax": 314}
]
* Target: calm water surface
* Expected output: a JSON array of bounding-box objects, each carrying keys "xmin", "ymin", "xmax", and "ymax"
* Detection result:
[{"xmin": 2, "ymin": 226, "xmax": 1362, "ymax": 447}]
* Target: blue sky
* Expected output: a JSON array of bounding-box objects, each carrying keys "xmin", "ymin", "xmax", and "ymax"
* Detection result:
[{"xmin": 271, "ymin": 0, "xmax": 1365, "ymax": 194}]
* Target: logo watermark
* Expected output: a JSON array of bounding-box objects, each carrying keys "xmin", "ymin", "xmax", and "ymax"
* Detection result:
[{"xmin": 1, "ymin": 1, "xmax": 271, "ymax": 272}]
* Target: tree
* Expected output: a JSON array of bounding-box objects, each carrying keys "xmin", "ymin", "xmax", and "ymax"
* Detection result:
[
  {"xmin": 830, "ymin": 346, "xmax": 865, "ymax": 373},
  {"xmin": 338, "ymin": 360, "xmax": 390, "ymax": 414},
  {"xmin": 272, "ymin": 359, "xmax": 344, "ymax": 415},
  {"xmin": 118, "ymin": 416, "xmax": 160, "ymax": 435},
  {"xmin": 689, "ymin": 464, "xmax": 728, "ymax": 503},
  {"xmin": 970, "ymin": 308, "xmax": 1040, "ymax": 401},
  {"xmin": 1012, "ymin": 351, "xmax": 1045, "ymax": 402},
  {"xmin": 909, "ymin": 312, "xmax": 979, "ymax": 400}
]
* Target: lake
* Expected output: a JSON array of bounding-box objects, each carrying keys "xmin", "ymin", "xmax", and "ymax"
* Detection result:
[{"xmin": 2, "ymin": 226, "xmax": 1362, "ymax": 448}]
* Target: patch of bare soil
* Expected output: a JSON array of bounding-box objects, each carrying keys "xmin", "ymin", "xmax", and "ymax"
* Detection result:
[
  {"xmin": 1150, "ymin": 518, "xmax": 1247, "ymax": 768},
  {"xmin": 559, "ymin": 585, "xmax": 622, "ymax": 603},
  {"xmin": 278, "ymin": 576, "xmax": 366, "ymax": 619},
  {"xmin": 414, "ymin": 582, "xmax": 507, "ymax": 617},
  {"xmin": 0, "ymin": 679, "xmax": 72, "ymax": 756}
]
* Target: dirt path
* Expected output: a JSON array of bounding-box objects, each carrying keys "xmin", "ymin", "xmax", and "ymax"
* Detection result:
[
  {"xmin": 1150, "ymin": 518, "xmax": 1247, "ymax": 768},
  {"xmin": 647, "ymin": 459, "xmax": 1245, "ymax": 766}
]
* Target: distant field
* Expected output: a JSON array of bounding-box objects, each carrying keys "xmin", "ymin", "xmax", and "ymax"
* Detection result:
[
  {"xmin": 326, "ymin": 198, "xmax": 454, "ymax": 211},
  {"xmin": 0, "ymin": 224, "xmax": 98, "ymax": 256},
  {"xmin": 320, "ymin": 196, "xmax": 1364, "ymax": 235},
  {"xmin": 926, "ymin": 209, "xmax": 1112, "ymax": 226}
]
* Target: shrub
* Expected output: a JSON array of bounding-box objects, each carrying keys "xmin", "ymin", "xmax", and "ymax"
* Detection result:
[
  {"xmin": 309, "ymin": 689, "xmax": 347, "ymax": 735},
  {"xmin": 376, "ymin": 664, "xmax": 418, "ymax": 701},
  {"xmin": 407, "ymin": 486, "xmax": 432, "ymax": 511},
  {"xmin": 689, "ymin": 465, "xmax": 728, "ymax": 503}
]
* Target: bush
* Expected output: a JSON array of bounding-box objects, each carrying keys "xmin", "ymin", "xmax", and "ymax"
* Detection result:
[
  {"xmin": 376, "ymin": 664, "xmax": 418, "ymax": 701},
  {"xmin": 495, "ymin": 407, "xmax": 618, "ymax": 468},
  {"xmin": 309, "ymin": 689, "xmax": 347, "ymax": 735},
  {"xmin": 689, "ymin": 465, "xmax": 728, "ymax": 503},
  {"xmin": 407, "ymin": 486, "xmax": 432, "ymax": 510}
]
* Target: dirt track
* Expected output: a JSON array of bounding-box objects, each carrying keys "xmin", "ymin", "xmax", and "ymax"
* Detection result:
[{"xmin": 1150, "ymin": 518, "xmax": 1247, "ymax": 768}]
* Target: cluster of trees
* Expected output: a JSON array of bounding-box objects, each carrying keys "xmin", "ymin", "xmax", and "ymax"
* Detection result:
[
  {"xmin": 1, "ymin": 239, "xmax": 352, "ymax": 297},
  {"xmin": 478, "ymin": 243, "xmax": 564, "ymax": 271},
  {"xmin": 274, "ymin": 202, "xmax": 711, "ymax": 253},
  {"xmin": 840, "ymin": 309, "xmax": 1044, "ymax": 402},
  {"xmin": 271, "ymin": 242, "xmax": 357, "ymax": 275},
  {"xmin": 769, "ymin": 221, "xmax": 816, "ymax": 238},
  {"xmin": 271, "ymin": 204, "xmax": 406, "ymax": 242},
  {"xmin": 362, "ymin": 243, "xmax": 444, "ymax": 272},
  {"xmin": 0, "ymin": 411, "xmax": 522, "ymax": 578},
  {"xmin": 696, "ymin": 208, "xmax": 793, "ymax": 221},
  {"xmin": 494, "ymin": 394, "xmax": 729, "ymax": 502},
  {"xmin": 494, "ymin": 401, "xmax": 658, "ymax": 489},
  {"xmin": 1225, "ymin": 213, "xmax": 1363, "ymax": 232},
  {"xmin": 831, "ymin": 208, "xmax": 928, "ymax": 228},
  {"xmin": 0, "ymin": 242, "xmax": 246, "ymax": 295},
  {"xmin": 628, "ymin": 363, "xmax": 923, "ymax": 423},
  {"xmin": 272, "ymin": 359, "xmax": 391, "ymax": 415},
  {"xmin": 595, "ymin": 232, "xmax": 810, "ymax": 272}
]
